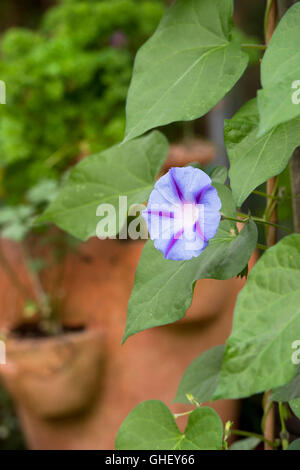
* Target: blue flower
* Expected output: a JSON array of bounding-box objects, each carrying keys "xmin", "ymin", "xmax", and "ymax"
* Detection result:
[{"xmin": 143, "ymin": 167, "xmax": 221, "ymax": 260}]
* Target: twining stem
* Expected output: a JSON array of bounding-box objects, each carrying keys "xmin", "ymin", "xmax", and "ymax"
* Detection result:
[
  {"xmin": 264, "ymin": 0, "xmax": 278, "ymax": 449},
  {"xmin": 222, "ymin": 214, "xmax": 292, "ymax": 234},
  {"xmin": 266, "ymin": 176, "xmax": 279, "ymax": 245},
  {"xmin": 257, "ymin": 243, "xmax": 268, "ymax": 251},
  {"xmin": 264, "ymin": 0, "xmax": 277, "ymax": 40},
  {"xmin": 173, "ymin": 410, "xmax": 193, "ymax": 419},
  {"xmin": 241, "ymin": 43, "xmax": 267, "ymax": 50},
  {"xmin": 252, "ymin": 190, "xmax": 278, "ymax": 200},
  {"xmin": 253, "ymin": 189, "xmax": 300, "ymax": 200},
  {"xmin": 261, "ymin": 392, "xmax": 274, "ymax": 436},
  {"xmin": 278, "ymin": 402, "xmax": 289, "ymax": 450},
  {"xmin": 223, "ymin": 421, "xmax": 233, "ymax": 450},
  {"xmin": 246, "ymin": 215, "xmax": 290, "ymax": 232},
  {"xmin": 290, "ymin": 148, "xmax": 300, "ymax": 234},
  {"xmin": 278, "ymin": 402, "xmax": 286, "ymax": 431},
  {"xmin": 275, "ymin": 0, "xmax": 300, "ymax": 233},
  {"xmin": 265, "ymin": 177, "xmax": 280, "ymax": 240}
]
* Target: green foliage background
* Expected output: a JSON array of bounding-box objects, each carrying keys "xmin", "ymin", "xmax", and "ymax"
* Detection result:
[{"xmin": 0, "ymin": 0, "xmax": 165, "ymax": 203}]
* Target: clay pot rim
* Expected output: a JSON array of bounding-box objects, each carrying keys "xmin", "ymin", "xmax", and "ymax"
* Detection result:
[{"xmin": 5, "ymin": 326, "xmax": 105, "ymax": 351}]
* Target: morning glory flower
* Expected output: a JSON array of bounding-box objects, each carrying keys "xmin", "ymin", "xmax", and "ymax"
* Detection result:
[{"xmin": 143, "ymin": 167, "xmax": 221, "ymax": 261}]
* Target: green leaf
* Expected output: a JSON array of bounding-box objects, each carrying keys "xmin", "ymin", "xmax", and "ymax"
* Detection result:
[
  {"xmin": 213, "ymin": 183, "xmax": 236, "ymax": 221},
  {"xmin": 175, "ymin": 345, "xmax": 225, "ymax": 404},
  {"xmin": 257, "ymin": 3, "xmax": 300, "ymax": 135},
  {"xmin": 124, "ymin": 0, "xmax": 248, "ymax": 141},
  {"xmin": 225, "ymin": 98, "xmax": 300, "ymax": 206},
  {"xmin": 215, "ymin": 234, "xmax": 300, "ymax": 400},
  {"xmin": 272, "ymin": 369, "xmax": 300, "ymax": 402},
  {"xmin": 123, "ymin": 219, "xmax": 257, "ymax": 342},
  {"xmin": 115, "ymin": 401, "xmax": 223, "ymax": 450},
  {"xmin": 290, "ymin": 398, "xmax": 300, "ymax": 419},
  {"xmin": 277, "ymin": 166, "xmax": 294, "ymax": 232},
  {"xmin": 287, "ymin": 439, "xmax": 300, "ymax": 451},
  {"xmin": 230, "ymin": 437, "xmax": 260, "ymax": 451},
  {"xmin": 210, "ymin": 166, "xmax": 228, "ymax": 185},
  {"xmin": 38, "ymin": 131, "xmax": 168, "ymax": 241}
]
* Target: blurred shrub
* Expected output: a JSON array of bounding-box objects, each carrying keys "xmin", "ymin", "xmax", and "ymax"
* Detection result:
[
  {"xmin": 0, "ymin": 385, "xmax": 25, "ymax": 450},
  {"xmin": 0, "ymin": 0, "xmax": 165, "ymax": 203}
]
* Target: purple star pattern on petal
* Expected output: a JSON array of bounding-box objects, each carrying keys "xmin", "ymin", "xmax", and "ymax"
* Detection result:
[{"xmin": 143, "ymin": 167, "xmax": 221, "ymax": 261}]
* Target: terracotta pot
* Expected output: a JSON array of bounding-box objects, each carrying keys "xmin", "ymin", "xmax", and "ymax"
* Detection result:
[
  {"xmin": 0, "ymin": 328, "xmax": 105, "ymax": 420},
  {"xmin": 165, "ymin": 139, "xmax": 216, "ymax": 170},
  {"xmin": 0, "ymin": 238, "xmax": 254, "ymax": 449}
]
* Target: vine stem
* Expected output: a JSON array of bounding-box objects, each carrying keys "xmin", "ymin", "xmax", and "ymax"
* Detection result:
[
  {"xmin": 266, "ymin": 176, "xmax": 279, "ymax": 246},
  {"xmin": 278, "ymin": 402, "xmax": 289, "ymax": 450},
  {"xmin": 173, "ymin": 410, "xmax": 193, "ymax": 419},
  {"xmin": 241, "ymin": 43, "xmax": 267, "ymax": 50},
  {"xmin": 257, "ymin": 243, "xmax": 268, "ymax": 251},
  {"xmin": 280, "ymin": 0, "xmax": 300, "ymax": 234},
  {"xmin": 264, "ymin": 0, "xmax": 277, "ymax": 40},
  {"xmin": 252, "ymin": 189, "xmax": 278, "ymax": 200},
  {"xmin": 264, "ymin": 0, "xmax": 278, "ymax": 450},
  {"xmin": 253, "ymin": 189, "xmax": 300, "ymax": 200},
  {"xmin": 222, "ymin": 215, "xmax": 292, "ymax": 233}
]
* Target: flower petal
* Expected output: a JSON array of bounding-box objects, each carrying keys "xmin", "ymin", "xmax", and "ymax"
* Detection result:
[
  {"xmin": 200, "ymin": 185, "xmax": 222, "ymax": 212},
  {"xmin": 203, "ymin": 208, "xmax": 221, "ymax": 241},
  {"xmin": 154, "ymin": 230, "xmax": 208, "ymax": 261},
  {"xmin": 144, "ymin": 166, "xmax": 221, "ymax": 261}
]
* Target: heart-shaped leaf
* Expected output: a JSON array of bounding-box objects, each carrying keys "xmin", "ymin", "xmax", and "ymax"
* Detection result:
[
  {"xmin": 290, "ymin": 398, "xmax": 300, "ymax": 419},
  {"xmin": 272, "ymin": 368, "xmax": 300, "ymax": 402},
  {"xmin": 225, "ymin": 98, "xmax": 300, "ymax": 206},
  {"xmin": 258, "ymin": 3, "xmax": 300, "ymax": 135},
  {"xmin": 287, "ymin": 439, "xmax": 300, "ymax": 451},
  {"xmin": 230, "ymin": 437, "xmax": 261, "ymax": 451},
  {"xmin": 124, "ymin": 0, "xmax": 248, "ymax": 141},
  {"xmin": 215, "ymin": 234, "xmax": 300, "ymax": 400},
  {"xmin": 38, "ymin": 131, "xmax": 168, "ymax": 240},
  {"xmin": 123, "ymin": 218, "xmax": 257, "ymax": 342},
  {"xmin": 175, "ymin": 345, "xmax": 225, "ymax": 404},
  {"xmin": 115, "ymin": 401, "xmax": 223, "ymax": 450}
]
